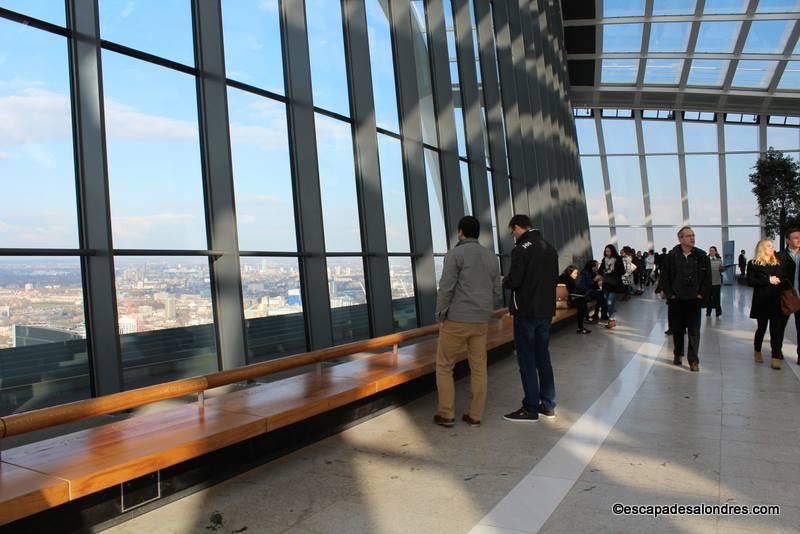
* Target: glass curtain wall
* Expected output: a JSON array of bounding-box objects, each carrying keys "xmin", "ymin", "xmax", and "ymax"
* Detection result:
[
  {"xmin": 575, "ymin": 109, "xmax": 800, "ymax": 261},
  {"xmin": 0, "ymin": 0, "xmax": 581, "ymax": 415}
]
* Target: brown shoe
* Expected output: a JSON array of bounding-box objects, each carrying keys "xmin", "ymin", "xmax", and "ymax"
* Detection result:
[
  {"xmin": 605, "ymin": 319, "xmax": 617, "ymax": 329},
  {"xmin": 433, "ymin": 415, "xmax": 455, "ymax": 427},
  {"xmin": 462, "ymin": 414, "xmax": 481, "ymax": 427},
  {"xmin": 771, "ymin": 358, "xmax": 782, "ymax": 370},
  {"xmin": 754, "ymin": 351, "xmax": 763, "ymax": 363},
  {"xmin": 689, "ymin": 362, "xmax": 699, "ymax": 372}
]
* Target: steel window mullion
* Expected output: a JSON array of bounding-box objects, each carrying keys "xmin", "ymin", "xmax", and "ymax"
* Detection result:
[
  {"xmin": 717, "ymin": 117, "xmax": 730, "ymax": 244},
  {"xmin": 675, "ymin": 113, "xmax": 691, "ymax": 225},
  {"xmin": 595, "ymin": 112, "xmax": 617, "ymax": 239},
  {"xmin": 192, "ymin": 0, "xmax": 247, "ymax": 370},
  {"xmin": 390, "ymin": 0, "xmax": 436, "ymax": 326},
  {"xmin": 451, "ymin": 0, "xmax": 492, "ymax": 250},
  {"xmin": 342, "ymin": 0, "xmax": 394, "ymax": 336},
  {"xmin": 634, "ymin": 115, "xmax": 655, "ymax": 249},
  {"xmin": 491, "ymin": 0, "xmax": 530, "ymax": 214},
  {"xmin": 68, "ymin": 0, "xmax": 124, "ymax": 397},
  {"xmin": 473, "ymin": 0, "xmax": 514, "ymax": 269},
  {"xmin": 282, "ymin": 0, "xmax": 333, "ymax": 350}
]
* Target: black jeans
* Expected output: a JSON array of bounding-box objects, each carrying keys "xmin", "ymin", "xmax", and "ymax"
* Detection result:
[
  {"xmin": 670, "ymin": 299, "xmax": 702, "ymax": 364},
  {"xmin": 572, "ymin": 297, "xmax": 588, "ymax": 329},
  {"xmin": 776, "ymin": 310, "xmax": 800, "ymax": 357},
  {"xmin": 706, "ymin": 285, "xmax": 722, "ymax": 316},
  {"xmin": 755, "ymin": 314, "xmax": 787, "ymax": 359}
]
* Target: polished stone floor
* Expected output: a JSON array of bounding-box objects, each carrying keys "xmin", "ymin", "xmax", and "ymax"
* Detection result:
[{"xmin": 104, "ymin": 285, "xmax": 800, "ymax": 534}]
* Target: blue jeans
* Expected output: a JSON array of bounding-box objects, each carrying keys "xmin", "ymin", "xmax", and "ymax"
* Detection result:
[
  {"xmin": 513, "ymin": 317, "xmax": 556, "ymax": 412},
  {"xmin": 605, "ymin": 291, "xmax": 618, "ymax": 319}
]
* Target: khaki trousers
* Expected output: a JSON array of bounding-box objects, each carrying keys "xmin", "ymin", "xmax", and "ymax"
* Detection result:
[{"xmin": 435, "ymin": 320, "xmax": 489, "ymax": 420}]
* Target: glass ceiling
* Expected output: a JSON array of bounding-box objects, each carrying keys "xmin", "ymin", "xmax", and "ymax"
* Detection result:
[{"xmin": 589, "ymin": 0, "xmax": 800, "ymax": 91}]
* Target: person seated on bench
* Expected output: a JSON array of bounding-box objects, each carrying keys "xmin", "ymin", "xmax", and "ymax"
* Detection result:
[
  {"xmin": 578, "ymin": 260, "xmax": 606, "ymax": 323},
  {"xmin": 559, "ymin": 265, "xmax": 592, "ymax": 335}
]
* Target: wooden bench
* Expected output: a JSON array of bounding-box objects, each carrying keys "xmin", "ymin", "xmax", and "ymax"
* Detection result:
[{"xmin": 0, "ymin": 307, "xmax": 583, "ymax": 527}]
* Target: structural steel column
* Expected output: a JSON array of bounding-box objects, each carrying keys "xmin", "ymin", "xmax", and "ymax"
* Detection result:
[
  {"xmin": 342, "ymin": 0, "xmax": 395, "ymax": 336},
  {"xmin": 282, "ymin": 0, "xmax": 334, "ymax": 349},
  {"xmin": 675, "ymin": 114, "xmax": 691, "ymax": 226},
  {"xmin": 452, "ymin": 0, "xmax": 493, "ymax": 251},
  {"xmin": 594, "ymin": 112, "xmax": 617, "ymax": 241},
  {"xmin": 391, "ymin": 0, "xmax": 437, "ymax": 325},
  {"xmin": 69, "ymin": 0, "xmax": 123, "ymax": 395},
  {"xmin": 717, "ymin": 118, "xmax": 730, "ymax": 244},
  {"xmin": 193, "ymin": 0, "xmax": 247, "ymax": 369},
  {"xmin": 426, "ymin": 0, "xmax": 467, "ymax": 247},
  {"xmin": 634, "ymin": 114, "xmax": 655, "ymax": 250}
]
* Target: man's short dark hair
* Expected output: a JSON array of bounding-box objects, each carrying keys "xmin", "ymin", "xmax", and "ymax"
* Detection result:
[
  {"xmin": 508, "ymin": 214, "xmax": 532, "ymax": 230},
  {"xmin": 785, "ymin": 227, "xmax": 800, "ymax": 239},
  {"xmin": 458, "ymin": 216, "xmax": 480, "ymax": 239}
]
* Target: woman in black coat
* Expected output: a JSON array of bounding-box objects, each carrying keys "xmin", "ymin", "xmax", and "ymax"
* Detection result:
[
  {"xmin": 747, "ymin": 239, "xmax": 790, "ymax": 369},
  {"xmin": 559, "ymin": 265, "xmax": 591, "ymax": 335},
  {"xmin": 598, "ymin": 244, "xmax": 625, "ymax": 329}
]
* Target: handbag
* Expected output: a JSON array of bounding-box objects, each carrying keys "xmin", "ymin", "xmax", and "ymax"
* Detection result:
[{"xmin": 781, "ymin": 288, "xmax": 800, "ymax": 315}]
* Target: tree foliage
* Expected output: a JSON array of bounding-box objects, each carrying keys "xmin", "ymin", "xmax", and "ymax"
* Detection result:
[{"xmin": 749, "ymin": 148, "xmax": 800, "ymax": 251}]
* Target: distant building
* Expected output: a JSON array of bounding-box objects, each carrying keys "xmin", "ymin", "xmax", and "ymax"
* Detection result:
[
  {"xmin": 11, "ymin": 325, "xmax": 82, "ymax": 347},
  {"xmin": 118, "ymin": 316, "xmax": 140, "ymax": 335}
]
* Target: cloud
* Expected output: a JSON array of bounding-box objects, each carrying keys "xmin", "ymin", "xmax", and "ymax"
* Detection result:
[
  {"xmin": 258, "ymin": 0, "xmax": 279, "ymax": 13},
  {"xmin": 238, "ymin": 194, "xmax": 282, "ymax": 204},
  {"xmin": 0, "ymin": 89, "xmax": 71, "ymax": 144},
  {"xmin": 0, "ymin": 151, "xmax": 11, "ymax": 160},
  {"xmin": 229, "ymin": 124, "xmax": 288, "ymax": 151},
  {"xmin": 120, "ymin": 2, "xmax": 135, "ymax": 18},
  {"xmin": 104, "ymin": 99, "xmax": 198, "ymax": 141}
]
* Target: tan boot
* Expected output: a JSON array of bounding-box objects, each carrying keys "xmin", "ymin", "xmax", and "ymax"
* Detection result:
[
  {"xmin": 771, "ymin": 357, "xmax": 781, "ymax": 370},
  {"xmin": 754, "ymin": 351, "xmax": 763, "ymax": 363},
  {"xmin": 605, "ymin": 319, "xmax": 617, "ymax": 329}
]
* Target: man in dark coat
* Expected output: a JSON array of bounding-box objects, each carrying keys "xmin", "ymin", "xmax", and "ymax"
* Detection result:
[
  {"xmin": 502, "ymin": 215, "xmax": 559, "ymax": 422},
  {"xmin": 777, "ymin": 227, "xmax": 800, "ymax": 365},
  {"xmin": 738, "ymin": 249, "xmax": 747, "ymax": 277},
  {"xmin": 661, "ymin": 226, "xmax": 712, "ymax": 372}
]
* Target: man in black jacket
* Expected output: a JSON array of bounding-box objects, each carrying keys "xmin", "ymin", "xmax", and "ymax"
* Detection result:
[
  {"xmin": 502, "ymin": 215, "xmax": 559, "ymax": 422},
  {"xmin": 777, "ymin": 227, "xmax": 800, "ymax": 365},
  {"xmin": 661, "ymin": 226, "xmax": 711, "ymax": 372}
]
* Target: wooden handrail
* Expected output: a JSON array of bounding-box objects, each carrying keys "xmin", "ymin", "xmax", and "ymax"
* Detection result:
[{"xmin": 0, "ymin": 309, "xmax": 508, "ymax": 439}]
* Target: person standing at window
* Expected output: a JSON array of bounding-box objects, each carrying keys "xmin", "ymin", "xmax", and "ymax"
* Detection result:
[
  {"xmin": 738, "ymin": 249, "xmax": 747, "ymax": 277},
  {"xmin": 706, "ymin": 246, "xmax": 724, "ymax": 318},
  {"xmin": 747, "ymin": 239, "xmax": 790, "ymax": 370}
]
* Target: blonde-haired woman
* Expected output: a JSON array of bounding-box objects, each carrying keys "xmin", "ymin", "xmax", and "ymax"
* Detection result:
[{"xmin": 747, "ymin": 239, "xmax": 790, "ymax": 369}]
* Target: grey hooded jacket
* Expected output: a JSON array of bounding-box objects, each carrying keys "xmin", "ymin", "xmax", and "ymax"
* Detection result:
[{"xmin": 435, "ymin": 238, "xmax": 502, "ymax": 323}]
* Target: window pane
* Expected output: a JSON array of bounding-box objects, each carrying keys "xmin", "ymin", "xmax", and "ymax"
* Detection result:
[
  {"xmin": 643, "ymin": 59, "xmax": 683, "ymax": 85},
  {"xmin": 601, "ymin": 59, "xmax": 639, "ymax": 84},
  {"xmin": 607, "ymin": 156, "xmax": 645, "ymax": 225},
  {"xmin": 228, "ymin": 88, "xmax": 296, "ymax": 252},
  {"xmin": 653, "ymin": 227, "xmax": 679, "ymax": 252},
  {"xmin": 454, "ymin": 105, "xmax": 467, "ymax": 157},
  {"xmin": 778, "ymin": 62, "xmax": 800, "ymax": 90},
  {"xmin": 315, "ymin": 114, "xmax": 361, "ymax": 252},
  {"xmin": 327, "ymin": 257, "xmax": 369, "ymax": 344},
  {"xmin": 0, "ymin": 257, "xmax": 89, "ymax": 415},
  {"xmin": 434, "ymin": 256, "xmax": 444, "ymax": 289},
  {"xmin": 692, "ymin": 228, "xmax": 721, "ymax": 253},
  {"xmin": 306, "ymin": 0, "xmax": 350, "ymax": 116},
  {"xmin": 102, "ymin": 51, "xmax": 207, "ymax": 250},
  {"xmin": 411, "ymin": 1, "xmax": 438, "ymax": 147},
  {"xmin": 603, "ymin": 24, "xmax": 644, "ymax": 53},
  {"xmin": 724, "ymin": 124, "xmax": 758, "ymax": 152},
  {"xmin": 687, "ymin": 59, "xmax": 730, "ymax": 87},
  {"xmin": 683, "ymin": 121, "xmax": 718, "ymax": 153},
  {"xmin": 726, "ymin": 153, "xmax": 760, "ymax": 225},
  {"xmin": 767, "ymin": 127, "xmax": 800, "ymax": 151},
  {"xmin": 590, "ymin": 227, "xmax": 612, "ymax": 261},
  {"xmin": 695, "ymin": 21, "xmax": 741, "ymax": 53},
  {"xmin": 221, "ymin": 0, "xmax": 284, "ymax": 95},
  {"xmin": 575, "ymin": 119, "xmax": 599, "ymax": 154},
  {"xmin": 686, "ymin": 155, "xmax": 721, "ymax": 225},
  {"xmin": 645, "ymin": 156, "xmax": 682, "ymax": 225},
  {"xmin": 642, "ymin": 120, "xmax": 677, "ymax": 153},
  {"xmin": 389, "ymin": 257, "xmax": 417, "ymax": 331},
  {"xmin": 115, "ymin": 256, "xmax": 217, "ymax": 389},
  {"xmin": 460, "ymin": 161, "xmax": 473, "ymax": 215},
  {"xmin": 653, "ymin": 0, "xmax": 696, "ymax": 15},
  {"xmin": 366, "ymin": 0, "xmax": 400, "ymax": 133},
  {"xmin": 732, "ymin": 61, "xmax": 778, "ymax": 89},
  {"xmin": 0, "ymin": 20, "xmax": 79, "ymax": 248},
  {"xmin": 703, "ymin": 0, "xmax": 748, "ymax": 14},
  {"xmin": 0, "ymin": 0, "xmax": 65, "ymax": 25},
  {"xmin": 240, "ymin": 257, "xmax": 306, "ymax": 362},
  {"xmin": 756, "ymin": 0, "xmax": 800, "ymax": 13},
  {"xmin": 99, "ymin": 0, "xmax": 194, "ymax": 66},
  {"xmin": 649, "ymin": 23, "xmax": 691, "ymax": 52},
  {"xmin": 581, "ymin": 157, "xmax": 609, "ymax": 225},
  {"xmin": 487, "ymin": 170, "xmax": 499, "ymax": 253},
  {"xmin": 615, "ymin": 227, "xmax": 648, "ymax": 252},
  {"xmin": 602, "ymin": 120, "xmax": 638, "ymax": 154},
  {"xmin": 603, "ymin": 0, "xmax": 645, "ymax": 17},
  {"xmin": 743, "ymin": 20, "xmax": 793, "ymax": 54},
  {"xmin": 729, "ymin": 227, "xmax": 761, "ymax": 258},
  {"xmin": 378, "ymin": 134, "xmax": 411, "ymax": 253},
  {"xmin": 425, "ymin": 149, "xmax": 448, "ymax": 253}
]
